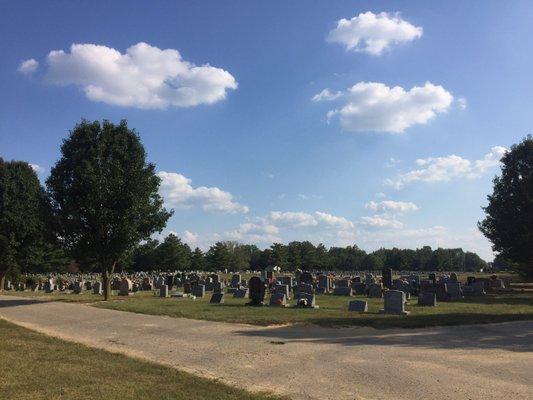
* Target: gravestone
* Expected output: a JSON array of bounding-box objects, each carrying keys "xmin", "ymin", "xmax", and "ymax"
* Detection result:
[
  {"xmin": 418, "ymin": 292, "xmax": 437, "ymax": 306},
  {"xmin": 230, "ymin": 274, "xmax": 241, "ymax": 287},
  {"xmin": 269, "ymin": 293, "xmax": 288, "ymax": 307},
  {"xmin": 73, "ymin": 281, "xmax": 83, "ymax": 294},
  {"xmin": 489, "ymin": 278, "xmax": 505, "ymax": 289},
  {"xmin": 380, "ymin": 290, "xmax": 409, "ymax": 315},
  {"xmin": 183, "ymin": 282, "xmax": 191, "ymax": 294},
  {"xmin": 300, "ymin": 271, "xmax": 313, "ymax": 285},
  {"xmin": 192, "ymin": 284, "xmax": 205, "ymax": 298},
  {"xmin": 367, "ymin": 283, "xmax": 383, "ymax": 298},
  {"xmin": 233, "ymin": 288, "xmax": 249, "ymax": 298},
  {"xmin": 44, "ymin": 280, "xmax": 54, "ymax": 293},
  {"xmin": 92, "ymin": 281, "xmax": 103, "ymax": 295},
  {"xmin": 246, "ymin": 277, "xmax": 266, "ymax": 306},
  {"xmin": 84, "ymin": 281, "xmax": 92, "ymax": 290},
  {"xmin": 348, "ymin": 299, "xmax": 368, "ymax": 312},
  {"xmin": 119, "ymin": 278, "xmax": 132, "ymax": 296},
  {"xmin": 382, "ymin": 268, "xmax": 393, "ymax": 289},
  {"xmin": 352, "ymin": 282, "xmax": 367, "ymax": 295},
  {"xmin": 428, "ymin": 273, "xmax": 436, "ymax": 284},
  {"xmin": 447, "ymin": 282, "xmax": 463, "ymax": 300},
  {"xmin": 295, "ymin": 292, "xmax": 316, "ymax": 308},
  {"xmin": 352, "ymin": 276, "xmax": 361, "ymax": 283},
  {"xmin": 280, "ymin": 276, "xmax": 294, "ymax": 287},
  {"xmin": 210, "ymin": 292, "xmax": 224, "ymax": 304},
  {"xmin": 336, "ymin": 279, "xmax": 350, "ymax": 288},
  {"xmin": 365, "ymin": 273, "xmax": 376, "ymax": 285},
  {"xmin": 317, "ymin": 275, "xmax": 332, "ymax": 293},
  {"xmin": 160, "ymin": 285, "xmax": 169, "ymax": 298},
  {"xmin": 275, "ymin": 284, "xmax": 290, "ymax": 299},
  {"xmin": 142, "ymin": 278, "xmax": 153, "ymax": 291},
  {"xmin": 295, "ymin": 283, "xmax": 314, "ymax": 295},
  {"xmin": 333, "ymin": 286, "xmax": 353, "ymax": 296},
  {"xmin": 213, "ymin": 281, "xmax": 225, "ymax": 293},
  {"xmin": 466, "ymin": 276, "xmax": 476, "ymax": 286},
  {"xmin": 421, "ymin": 282, "xmax": 451, "ymax": 302},
  {"xmin": 472, "ymin": 281, "xmax": 486, "ymax": 296}
]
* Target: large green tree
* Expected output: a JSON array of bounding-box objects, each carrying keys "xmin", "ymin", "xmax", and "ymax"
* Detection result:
[
  {"xmin": 47, "ymin": 120, "xmax": 171, "ymax": 299},
  {"xmin": 0, "ymin": 159, "xmax": 51, "ymax": 291},
  {"xmin": 479, "ymin": 136, "xmax": 533, "ymax": 278},
  {"xmin": 156, "ymin": 234, "xmax": 192, "ymax": 270}
]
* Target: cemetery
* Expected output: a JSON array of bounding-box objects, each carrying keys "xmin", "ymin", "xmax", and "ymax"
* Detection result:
[{"xmin": 3, "ymin": 269, "xmax": 532, "ymax": 329}]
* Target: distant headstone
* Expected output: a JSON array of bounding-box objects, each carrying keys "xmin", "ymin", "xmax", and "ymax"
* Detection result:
[
  {"xmin": 269, "ymin": 293, "xmax": 288, "ymax": 307},
  {"xmin": 192, "ymin": 284, "xmax": 205, "ymax": 298},
  {"xmin": 246, "ymin": 277, "xmax": 266, "ymax": 306},
  {"xmin": 92, "ymin": 281, "xmax": 103, "ymax": 295},
  {"xmin": 333, "ymin": 286, "xmax": 353, "ymax": 296},
  {"xmin": 352, "ymin": 282, "xmax": 367, "ymax": 295},
  {"xmin": 73, "ymin": 281, "xmax": 83, "ymax": 294},
  {"xmin": 418, "ymin": 292, "xmax": 437, "ymax": 306},
  {"xmin": 380, "ymin": 290, "xmax": 409, "ymax": 315},
  {"xmin": 348, "ymin": 300, "xmax": 368, "ymax": 312},
  {"xmin": 210, "ymin": 292, "xmax": 224, "ymax": 304},
  {"xmin": 230, "ymin": 274, "xmax": 241, "ymax": 287},
  {"xmin": 275, "ymin": 284, "xmax": 290, "ymax": 299},
  {"xmin": 118, "ymin": 278, "xmax": 132, "ymax": 296},
  {"xmin": 447, "ymin": 282, "xmax": 463, "ymax": 300},
  {"xmin": 295, "ymin": 292, "xmax": 316, "ymax": 308},
  {"xmin": 367, "ymin": 283, "xmax": 383, "ymax": 298},
  {"xmin": 44, "ymin": 280, "xmax": 54, "ymax": 293},
  {"xmin": 428, "ymin": 273, "xmax": 436, "ymax": 284},
  {"xmin": 233, "ymin": 288, "xmax": 249, "ymax": 298},
  {"xmin": 183, "ymin": 282, "xmax": 191, "ymax": 294},
  {"xmin": 160, "ymin": 285, "xmax": 169, "ymax": 298}
]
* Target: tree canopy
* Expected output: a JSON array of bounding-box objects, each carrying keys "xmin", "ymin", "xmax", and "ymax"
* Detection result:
[
  {"xmin": 479, "ymin": 135, "xmax": 533, "ymax": 278},
  {"xmin": 47, "ymin": 120, "xmax": 171, "ymax": 298}
]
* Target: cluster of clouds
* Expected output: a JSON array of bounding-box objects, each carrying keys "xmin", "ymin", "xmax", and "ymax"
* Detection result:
[
  {"xmin": 157, "ymin": 171, "xmax": 248, "ymax": 214},
  {"xmin": 327, "ymin": 11, "xmax": 423, "ymax": 55},
  {"xmin": 314, "ymin": 81, "xmax": 454, "ymax": 133},
  {"xmin": 20, "ymin": 42, "xmax": 237, "ymax": 109},
  {"xmin": 386, "ymin": 146, "xmax": 508, "ymax": 189}
]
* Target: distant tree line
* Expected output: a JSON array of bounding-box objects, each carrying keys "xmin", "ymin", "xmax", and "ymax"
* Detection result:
[{"xmin": 127, "ymin": 234, "xmax": 488, "ymax": 272}]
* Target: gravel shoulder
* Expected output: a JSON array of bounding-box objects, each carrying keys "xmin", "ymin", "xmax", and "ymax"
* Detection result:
[{"xmin": 1, "ymin": 295, "xmax": 532, "ymax": 400}]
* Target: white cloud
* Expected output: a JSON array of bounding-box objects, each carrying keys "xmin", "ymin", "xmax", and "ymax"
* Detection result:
[
  {"xmin": 183, "ymin": 230, "xmax": 199, "ymax": 246},
  {"xmin": 18, "ymin": 59, "xmax": 39, "ymax": 74},
  {"xmin": 457, "ymin": 97, "xmax": 467, "ymax": 110},
  {"xmin": 219, "ymin": 218, "xmax": 281, "ymax": 244},
  {"xmin": 270, "ymin": 210, "xmax": 353, "ymax": 230},
  {"xmin": 361, "ymin": 215, "xmax": 404, "ymax": 229},
  {"xmin": 327, "ymin": 11, "xmax": 422, "ymax": 55},
  {"xmin": 375, "ymin": 192, "xmax": 387, "ymax": 198},
  {"xmin": 386, "ymin": 146, "xmax": 507, "ymax": 189},
  {"xmin": 323, "ymin": 81, "xmax": 453, "ymax": 133},
  {"xmin": 30, "ymin": 163, "xmax": 44, "ymax": 173},
  {"xmin": 157, "ymin": 171, "xmax": 248, "ymax": 214},
  {"xmin": 365, "ymin": 200, "xmax": 419, "ymax": 213},
  {"xmin": 270, "ymin": 211, "xmax": 318, "ymax": 228},
  {"xmin": 41, "ymin": 42, "xmax": 237, "ymax": 109},
  {"xmin": 311, "ymin": 88, "xmax": 343, "ymax": 102}
]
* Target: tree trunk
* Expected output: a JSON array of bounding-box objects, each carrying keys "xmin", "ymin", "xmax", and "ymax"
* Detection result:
[
  {"xmin": 102, "ymin": 262, "xmax": 116, "ymax": 301},
  {"xmin": 0, "ymin": 270, "xmax": 6, "ymax": 294}
]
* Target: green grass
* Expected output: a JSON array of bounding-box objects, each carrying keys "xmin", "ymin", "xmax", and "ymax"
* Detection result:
[
  {"xmin": 90, "ymin": 291, "xmax": 533, "ymax": 329},
  {"xmin": 0, "ymin": 319, "xmax": 283, "ymax": 400}
]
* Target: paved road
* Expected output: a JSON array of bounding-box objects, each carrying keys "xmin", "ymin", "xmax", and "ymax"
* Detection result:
[{"xmin": 1, "ymin": 296, "xmax": 532, "ymax": 400}]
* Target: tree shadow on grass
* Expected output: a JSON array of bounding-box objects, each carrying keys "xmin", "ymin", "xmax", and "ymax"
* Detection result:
[
  {"xmin": 234, "ymin": 316, "xmax": 533, "ymax": 352},
  {"xmin": 0, "ymin": 297, "xmax": 44, "ymax": 308}
]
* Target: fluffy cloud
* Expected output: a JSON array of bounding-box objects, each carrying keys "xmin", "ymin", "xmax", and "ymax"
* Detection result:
[
  {"xmin": 365, "ymin": 200, "xmax": 419, "ymax": 213},
  {"xmin": 183, "ymin": 230, "xmax": 199, "ymax": 245},
  {"xmin": 270, "ymin": 211, "xmax": 353, "ymax": 230},
  {"xmin": 40, "ymin": 42, "xmax": 237, "ymax": 109},
  {"xmin": 319, "ymin": 81, "xmax": 453, "ymax": 133},
  {"xmin": 386, "ymin": 146, "xmax": 507, "ymax": 189},
  {"xmin": 327, "ymin": 11, "xmax": 422, "ymax": 55},
  {"xmin": 157, "ymin": 171, "xmax": 248, "ymax": 214},
  {"xmin": 18, "ymin": 59, "xmax": 39, "ymax": 74},
  {"xmin": 361, "ymin": 215, "xmax": 404, "ymax": 229},
  {"xmin": 219, "ymin": 218, "xmax": 281, "ymax": 244}
]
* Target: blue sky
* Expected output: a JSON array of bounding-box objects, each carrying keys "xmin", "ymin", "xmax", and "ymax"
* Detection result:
[{"xmin": 2, "ymin": 1, "xmax": 533, "ymax": 260}]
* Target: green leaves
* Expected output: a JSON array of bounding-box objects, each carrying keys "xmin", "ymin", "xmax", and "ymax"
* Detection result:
[
  {"xmin": 479, "ymin": 135, "xmax": 533, "ymax": 277},
  {"xmin": 47, "ymin": 120, "xmax": 172, "ymax": 273}
]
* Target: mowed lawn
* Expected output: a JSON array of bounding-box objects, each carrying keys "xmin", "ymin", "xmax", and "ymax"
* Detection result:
[
  {"xmin": 94, "ymin": 291, "xmax": 533, "ymax": 328},
  {"xmin": 0, "ymin": 319, "xmax": 283, "ymax": 400}
]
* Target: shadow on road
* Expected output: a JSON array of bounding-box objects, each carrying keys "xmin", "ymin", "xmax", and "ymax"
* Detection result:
[
  {"xmin": 0, "ymin": 297, "xmax": 44, "ymax": 308},
  {"xmin": 234, "ymin": 319, "xmax": 533, "ymax": 352}
]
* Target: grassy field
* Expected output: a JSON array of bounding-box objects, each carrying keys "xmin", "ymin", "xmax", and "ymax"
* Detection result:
[
  {"xmin": 6, "ymin": 288, "xmax": 532, "ymax": 329},
  {"xmin": 0, "ymin": 319, "xmax": 282, "ymax": 400}
]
